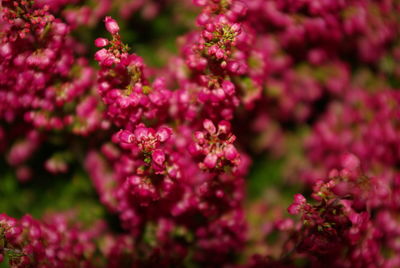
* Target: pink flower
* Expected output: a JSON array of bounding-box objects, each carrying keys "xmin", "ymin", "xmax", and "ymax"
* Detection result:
[
  {"xmin": 95, "ymin": 38, "xmax": 109, "ymax": 47},
  {"xmin": 204, "ymin": 153, "xmax": 218, "ymax": 169},
  {"xmin": 104, "ymin": 16, "xmax": 120, "ymax": 34},
  {"xmin": 203, "ymin": 119, "xmax": 216, "ymax": 135},
  {"xmin": 152, "ymin": 149, "xmax": 166, "ymax": 166}
]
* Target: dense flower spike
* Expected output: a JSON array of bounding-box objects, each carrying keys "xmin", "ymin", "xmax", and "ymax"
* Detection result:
[
  {"xmin": 95, "ymin": 18, "xmax": 171, "ymax": 129},
  {"xmin": 0, "ymin": 0, "xmax": 100, "ymax": 131},
  {"xmin": 91, "ymin": 8, "xmax": 247, "ymax": 265},
  {"xmin": 284, "ymin": 155, "xmax": 400, "ymax": 267},
  {"xmin": 304, "ymin": 89, "xmax": 400, "ymax": 184},
  {"xmin": 0, "ymin": 0, "xmax": 104, "ymax": 179},
  {"xmin": 1, "ymin": 0, "xmax": 400, "ymax": 267},
  {"xmin": 191, "ymin": 119, "xmax": 240, "ymax": 170},
  {"xmin": 0, "ymin": 213, "xmax": 107, "ymax": 267}
]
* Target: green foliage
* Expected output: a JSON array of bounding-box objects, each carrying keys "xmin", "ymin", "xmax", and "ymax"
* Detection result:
[{"xmin": 0, "ymin": 165, "xmax": 104, "ymax": 224}]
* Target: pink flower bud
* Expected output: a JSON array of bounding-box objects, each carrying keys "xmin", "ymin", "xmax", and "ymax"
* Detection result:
[
  {"xmin": 212, "ymin": 88, "xmax": 226, "ymax": 101},
  {"xmin": 194, "ymin": 131, "xmax": 205, "ymax": 143},
  {"xmin": 119, "ymin": 130, "xmax": 134, "ymax": 143},
  {"xmin": 193, "ymin": 0, "xmax": 207, "ymax": 6},
  {"xmin": 215, "ymin": 49, "xmax": 225, "ymax": 59},
  {"xmin": 287, "ymin": 203, "xmax": 301, "ymax": 215},
  {"xmin": 203, "ymin": 119, "xmax": 216, "ymax": 135},
  {"xmin": 276, "ymin": 218, "xmax": 294, "ymax": 230},
  {"xmin": 52, "ymin": 22, "xmax": 68, "ymax": 35},
  {"xmin": 340, "ymin": 168, "xmax": 351, "ymax": 178},
  {"xmin": 134, "ymin": 126, "xmax": 152, "ymax": 142},
  {"xmin": 204, "ymin": 154, "xmax": 218, "ymax": 168},
  {"xmin": 95, "ymin": 38, "xmax": 109, "ymax": 47},
  {"xmin": 152, "ymin": 149, "xmax": 166, "ymax": 166},
  {"xmin": 156, "ymin": 127, "xmax": 172, "ymax": 142},
  {"xmin": 222, "ymin": 80, "xmax": 235, "ymax": 96},
  {"xmin": 202, "ymin": 30, "xmax": 213, "ymax": 40},
  {"xmin": 208, "ymin": 45, "xmax": 218, "ymax": 55},
  {"xmin": 293, "ymin": 193, "xmax": 306, "ymax": 205},
  {"xmin": 94, "ymin": 48, "xmax": 109, "ymax": 62},
  {"xmin": 0, "ymin": 43, "xmax": 12, "ymax": 58},
  {"xmin": 29, "ymin": 226, "xmax": 42, "ymax": 239},
  {"xmin": 328, "ymin": 169, "xmax": 339, "ymax": 178},
  {"xmin": 104, "ymin": 16, "xmax": 120, "ymax": 34},
  {"xmin": 224, "ymin": 144, "xmax": 238, "ymax": 161},
  {"xmin": 205, "ymin": 23, "xmax": 216, "ymax": 32},
  {"xmin": 227, "ymin": 61, "xmax": 240, "ymax": 73},
  {"xmin": 341, "ymin": 153, "xmax": 360, "ymax": 171},
  {"xmin": 218, "ymin": 121, "xmax": 231, "ymax": 134},
  {"xmin": 231, "ymin": 1, "xmax": 248, "ymax": 17},
  {"xmin": 216, "ymin": 190, "xmax": 224, "ymax": 198},
  {"xmin": 332, "ymin": 181, "xmax": 351, "ymax": 197},
  {"xmin": 230, "ymin": 23, "xmax": 241, "ymax": 33},
  {"xmin": 197, "ymin": 13, "xmax": 210, "ymax": 26},
  {"xmin": 128, "ymin": 175, "xmax": 141, "ymax": 186}
]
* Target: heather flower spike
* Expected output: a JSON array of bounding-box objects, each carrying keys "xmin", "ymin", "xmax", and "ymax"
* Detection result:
[{"xmin": 1, "ymin": 0, "xmax": 400, "ymax": 267}]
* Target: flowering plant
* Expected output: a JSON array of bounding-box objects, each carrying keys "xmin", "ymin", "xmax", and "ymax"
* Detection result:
[{"xmin": 1, "ymin": 0, "xmax": 400, "ymax": 267}]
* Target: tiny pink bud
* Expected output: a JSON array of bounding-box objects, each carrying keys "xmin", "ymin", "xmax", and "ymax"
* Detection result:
[
  {"xmin": 134, "ymin": 126, "xmax": 152, "ymax": 141},
  {"xmin": 205, "ymin": 23, "xmax": 216, "ymax": 32},
  {"xmin": 332, "ymin": 181, "xmax": 351, "ymax": 197},
  {"xmin": 293, "ymin": 194, "xmax": 306, "ymax": 205},
  {"xmin": 204, "ymin": 154, "xmax": 218, "ymax": 169},
  {"xmin": 202, "ymin": 30, "xmax": 213, "ymax": 40},
  {"xmin": 152, "ymin": 149, "xmax": 166, "ymax": 166},
  {"xmin": 341, "ymin": 153, "xmax": 360, "ymax": 171},
  {"xmin": 212, "ymin": 88, "xmax": 226, "ymax": 101},
  {"xmin": 231, "ymin": 23, "xmax": 241, "ymax": 33},
  {"xmin": 95, "ymin": 38, "xmax": 109, "ymax": 47},
  {"xmin": 276, "ymin": 218, "xmax": 294, "ymax": 230},
  {"xmin": 227, "ymin": 61, "xmax": 240, "ymax": 73},
  {"xmin": 52, "ymin": 22, "xmax": 68, "ymax": 35},
  {"xmin": 119, "ymin": 130, "xmax": 134, "ymax": 143},
  {"xmin": 218, "ymin": 121, "xmax": 231, "ymax": 134},
  {"xmin": 156, "ymin": 127, "xmax": 172, "ymax": 142},
  {"xmin": 340, "ymin": 168, "xmax": 351, "ymax": 178},
  {"xmin": 231, "ymin": 1, "xmax": 247, "ymax": 17},
  {"xmin": 287, "ymin": 203, "xmax": 301, "ymax": 215},
  {"xmin": 224, "ymin": 144, "xmax": 238, "ymax": 161},
  {"xmin": 215, "ymin": 49, "xmax": 225, "ymax": 59},
  {"xmin": 193, "ymin": 0, "xmax": 207, "ymax": 6},
  {"xmin": 221, "ymin": 60, "xmax": 227, "ymax": 68},
  {"xmin": 167, "ymin": 165, "xmax": 180, "ymax": 178},
  {"xmin": 194, "ymin": 131, "xmax": 205, "ymax": 143},
  {"xmin": 328, "ymin": 169, "xmax": 339, "ymax": 178},
  {"xmin": 197, "ymin": 13, "xmax": 210, "ymax": 26},
  {"xmin": 216, "ymin": 190, "xmax": 224, "ymax": 198},
  {"xmin": 203, "ymin": 119, "xmax": 216, "ymax": 135},
  {"xmin": 0, "ymin": 43, "xmax": 12, "ymax": 58},
  {"xmin": 208, "ymin": 45, "xmax": 218, "ymax": 55},
  {"xmin": 29, "ymin": 226, "xmax": 42, "ymax": 239},
  {"xmin": 128, "ymin": 175, "xmax": 141, "ymax": 186},
  {"xmin": 104, "ymin": 16, "xmax": 120, "ymax": 34},
  {"xmin": 222, "ymin": 80, "xmax": 235, "ymax": 96},
  {"xmin": 94, "ymin": 48, "xmax": 109, "ymax": 62}
]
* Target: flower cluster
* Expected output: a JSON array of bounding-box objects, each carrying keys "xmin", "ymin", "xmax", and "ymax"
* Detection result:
[
  {"xmin": 1, "ymin": 0, "xmax": 400, "ymax": 267},
  {"xmin": 285, "ymin": 155, "xmax": 400, "ymax": 267},
  {"xmin": 0, "ymin": 213, "xmax": 106, "ymax": 267},
  {"xmin": 0, "ymin": 0, "xmax": 100, "ymax": 130},
  {"xmin": 0, "ymin": 0, "xmax": 104, "ymax": 178},
  {"xmin": 304, "ymin": 89, "xmax": 400, "ymax": 185},
  {"xmin": 190, "ymin": 119, "xmax": 240, "ymax": 170},
  {"xmin": 88, "ymin": 5, "xmax": 248, "ymax": 264}
]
